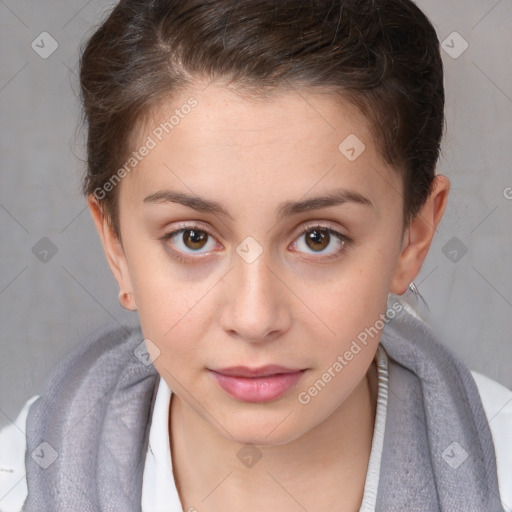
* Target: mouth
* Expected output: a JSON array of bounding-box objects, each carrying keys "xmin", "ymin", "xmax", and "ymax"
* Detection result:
[
  {"xmin": 212, "ymin": 364, "xmax": 305, "ymax": 378},
  {"xmin": 209, "ymin": 365, "xmax": 307, "ymax": 403}
]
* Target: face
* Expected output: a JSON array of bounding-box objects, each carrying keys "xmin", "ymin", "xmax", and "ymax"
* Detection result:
[{"xmin": 98, "ymin": 82, "xmax": 428, "ymax": 445}]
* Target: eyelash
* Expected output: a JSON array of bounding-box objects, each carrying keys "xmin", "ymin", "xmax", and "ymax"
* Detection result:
[{"xmin": 159, "ymin": 222, "xmax": 352, "ymax": 263}]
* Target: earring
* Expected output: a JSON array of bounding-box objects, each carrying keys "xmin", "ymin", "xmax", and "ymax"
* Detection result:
[
  {"xmin": 408, "ymin": 282, "xmax": 420, "ymax": 295},
  {"xmin": 119, "ymin": 290, "xmax": 137, "ymax": 311},
  {"xmin": 407, "ymin": 282, "xmax": 429, "ymax": 310}
]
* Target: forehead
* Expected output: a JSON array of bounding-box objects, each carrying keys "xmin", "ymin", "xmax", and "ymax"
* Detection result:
[{"xmin": 121, "ymin": 82, "xmax": 401, "ymax": 218}]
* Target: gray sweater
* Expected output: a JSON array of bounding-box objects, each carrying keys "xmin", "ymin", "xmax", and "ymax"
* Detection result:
[{"xmin": 21, "ymin": 306, "xmax": 504, "ymax": 511}]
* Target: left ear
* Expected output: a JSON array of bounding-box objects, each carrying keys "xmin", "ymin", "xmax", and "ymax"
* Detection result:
[{"xmin": 390, "ymin": 174, "xmax": 450, "ymax": 295}]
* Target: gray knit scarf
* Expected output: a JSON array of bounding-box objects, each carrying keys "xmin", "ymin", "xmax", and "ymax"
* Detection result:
[{"xmin": 22, "ymin": 306, "xmax": 505, "ymax": 511}]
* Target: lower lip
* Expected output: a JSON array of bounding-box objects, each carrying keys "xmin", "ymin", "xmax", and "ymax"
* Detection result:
[{"xmin": 210, "ymin": 370, "xmax": 305, "ymax": 403}]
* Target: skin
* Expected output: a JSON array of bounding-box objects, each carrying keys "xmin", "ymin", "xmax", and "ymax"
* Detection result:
[{"xmin": 89, "ymin": 81, "xmax": 450, "ymax": 511}]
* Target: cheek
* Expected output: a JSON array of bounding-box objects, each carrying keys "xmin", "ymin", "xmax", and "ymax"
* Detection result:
[
  {"xmin": 299, "ymin": 238, "xmax": 399, "ymax": 351},
  {"xmin": 136, "ymin": 282, "xmax": 212, "ymax": 353},
  {"xmin": 127, "ymin": 261, "xmax": 217, "ymax": 374},
  {"xmin": 123, "ymin": 227, "xmax": 210, "ymax": 331},
  {"xmin": 138, "ymin": 292, "xmax": 212, "ymax": 391}
]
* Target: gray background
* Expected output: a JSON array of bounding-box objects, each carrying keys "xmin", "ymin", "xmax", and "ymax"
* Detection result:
[{"xmin": 0, "ymin": 0, "xmax": 511, "ymax": 430}]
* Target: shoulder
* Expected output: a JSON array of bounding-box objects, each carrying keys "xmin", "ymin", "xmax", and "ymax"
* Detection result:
[
  {"xmin": 25, "ymin": 324, "xmax": 147, "ymax": 428},
  {"xmin": 471, "ymin": 370, "xmax": 512, "ymax": 509},
  {"xmin": 396, "ymin": 300, "xmax": 512, "ymax": 506},
  {"xmin": 44, "ymin": 323, "xmax": 146, "ymax": 386},
  {"xmin": 471, "ymin": 370, "xmax": 512, "ymax": 449},
  {"xmin": 0, "ymin": 395, "xmax": 40, "ymax": 512},
  {"xmin": 0, "ymin": 323, "xmax": 147, "ymax": 511}
]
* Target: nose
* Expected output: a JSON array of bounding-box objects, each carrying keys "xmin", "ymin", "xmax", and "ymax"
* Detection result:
[{"xmin": 219, "ymin": 250, "xmax": 291, "ymax": 343}]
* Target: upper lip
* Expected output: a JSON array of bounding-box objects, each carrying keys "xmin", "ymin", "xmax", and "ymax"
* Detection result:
[{"xmin": 211, "ymin": 365, "xmax": 305, "ymax": 378}]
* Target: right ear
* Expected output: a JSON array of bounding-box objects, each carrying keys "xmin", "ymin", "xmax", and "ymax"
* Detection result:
[{"xmin": 87, "ymin": 195, "xmax": 137, "ymax": 309}]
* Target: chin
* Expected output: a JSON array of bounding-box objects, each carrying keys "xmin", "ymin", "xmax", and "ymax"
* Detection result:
[
  {"xmin": 216, "ymin": 409, "xmax": 308, "ymax": 447},
  {"xmin": 229, "ymin": 430, "xmax": 298, "ymax": 447}
]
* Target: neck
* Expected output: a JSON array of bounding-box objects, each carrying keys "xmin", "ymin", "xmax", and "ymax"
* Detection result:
[{"xmin": 169, "ymin": 359, "xmax": 378, "ymax": 512}]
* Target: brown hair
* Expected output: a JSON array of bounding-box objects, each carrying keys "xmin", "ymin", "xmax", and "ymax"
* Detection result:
[{"xmin": 80, "ymin": 0, "xmax": 445, "ymax": 239}]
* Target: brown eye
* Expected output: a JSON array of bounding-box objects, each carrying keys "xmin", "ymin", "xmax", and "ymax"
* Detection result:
[
  {"xmin": 162, "ymin": 225, "xmax": 218, "ymax": 259},
  {"xmin": 292, "ymin": 225, "xmax": 347, "ymax": 258},
  {"xmin": 182, "ymin": 229, "xmax": 209, "ymax": 250},
  {"xmin": 305, "ymin": 228, "xmax": 330, "ymax": 252}
]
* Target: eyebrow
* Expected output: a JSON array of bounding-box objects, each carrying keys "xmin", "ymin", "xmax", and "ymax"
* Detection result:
[{"xmin": 143, "ymin": 187, "xmax": 374, "ymax": 221}]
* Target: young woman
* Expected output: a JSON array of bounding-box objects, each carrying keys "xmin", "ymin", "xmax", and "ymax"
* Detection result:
[{"xmin": 1, "ymin": 1, "xmax": 511, "ymax": 511}]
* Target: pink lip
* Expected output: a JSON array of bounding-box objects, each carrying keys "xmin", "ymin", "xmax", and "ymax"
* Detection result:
[
  {"xmin": 210, "ymin": 365, "xmax": 306, "ymax": 403},
  {"xmin": 213, "ymin": 364, "xmax": 303, "ymax": 377}
]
